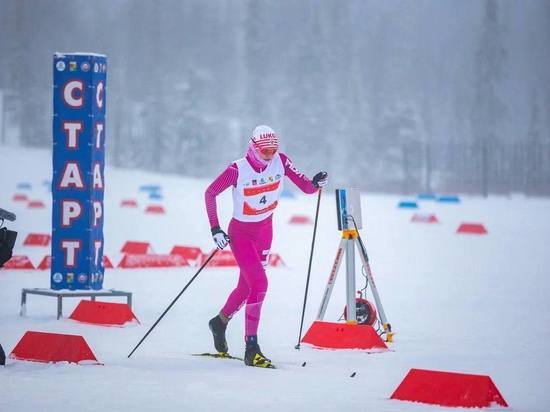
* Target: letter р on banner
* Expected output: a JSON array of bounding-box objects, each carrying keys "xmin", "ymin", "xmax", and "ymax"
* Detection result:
[{"xmin": 51, "ymin": 53, "xmax": 107, "ymax": 290}]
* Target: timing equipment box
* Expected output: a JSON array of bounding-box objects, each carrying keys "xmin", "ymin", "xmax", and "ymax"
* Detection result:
[{"xmin": 335, "ymin": 188, "xmax": 362, "ymax": 231}]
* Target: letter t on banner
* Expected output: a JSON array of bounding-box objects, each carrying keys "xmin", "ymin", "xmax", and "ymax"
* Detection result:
[{"xmin": 51, "ymin": 53, "xmax": 107, "ymax": 290}]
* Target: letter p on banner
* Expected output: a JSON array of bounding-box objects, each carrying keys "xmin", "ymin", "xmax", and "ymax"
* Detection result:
[{"xmin": 52, "ymin": 53, "xmax": 107, "ymax": 290}]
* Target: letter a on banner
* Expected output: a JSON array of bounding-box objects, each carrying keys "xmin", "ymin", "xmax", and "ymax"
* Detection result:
[{"xmin": 52, "ymin": 53, "xmax": 107, "ymax": 290}]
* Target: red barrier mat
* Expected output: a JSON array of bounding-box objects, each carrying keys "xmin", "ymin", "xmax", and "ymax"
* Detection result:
[
  {"xmin": 289, "ymin": 215, "xmax": 312, "ymax": 224},
  {"xmin": 2, "ymin": 255, "xmax": 35, "ymax": 269},
  {"xmin": 70, "ymin": 300, "xmax": 139, "ymax": 326},
  {"xmin": 28, "ymin": 200, "xmax": 45, "ymax": 209},
  {"xmin": 457, "ymin": 223, "xmax": 488, "ymax": 235},
  {"xmin": 23, "ymin": 233, "xmax": 51, "ymax": 246},
  {"xmin": 145, "ymin": 205, "xmax": 165, "ymax": 214},
  {"xmin": 13, "ymin": 193, "xmax": 28, "ymax": 202},
  {"xmin": 120, "ymin": 241, "xmax": 152, "ymax": 254},
  {"xmin": 301, "ymin": 321, "xmax": 388, "ymax": 351},
  {"xmin": 203, "ymin": 250, "xmax": 238, "ymax": 267},
  {"xmin": 103, "ymin": 255, "xmax": 114, "ymax": 268},
  {"xmin": 411, "ymin": 213, "xmax": 439, "ymax": 224},
  {"xmin": 118, "ymin": 254, "xmax": 188, "ymax": 268},
  {"xmin": 10, "ymin": 331, "xmax": 100, "ymax": 364},
  {"xmin": 120, "ymin": 199, "xmax": 138, "ymax": 207},
  {"xmin": 37, "ymin": 255, "xmax": 51, "ymax": 270},
  {"xmin": 390, "ymin": 368, "xmax": 508, "ymax": 408},
  {"xmin": 268, "ymin": 253, "xmax": 287, "ymax": 267},
  {"xmin": 170, "ymin": 245, "xmax": 204, "ymax": 261}
]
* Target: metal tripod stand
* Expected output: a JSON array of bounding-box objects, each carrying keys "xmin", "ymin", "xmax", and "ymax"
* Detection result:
[{"xmin": 316, "ymin": 227, "xmax": 393, "ymax": 342}]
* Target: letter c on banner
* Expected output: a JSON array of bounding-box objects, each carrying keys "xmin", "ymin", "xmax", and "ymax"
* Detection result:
[
  {"xmin": 96, "ymin": 81, "xmax": 104, "ymax": 109},
  {"xmin": 63, "ymin": 80, "xmax": 84, "ymax": 108}
]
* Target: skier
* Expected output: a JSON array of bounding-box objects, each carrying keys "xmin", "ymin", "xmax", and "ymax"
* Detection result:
[{"xmin": 205, "ymin": 125, "xmax": 328, "ymax": 368}]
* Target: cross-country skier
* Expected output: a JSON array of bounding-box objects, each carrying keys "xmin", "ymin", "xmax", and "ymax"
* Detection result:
[{"xmin": 205, "ymin": 125, "xmax": 328, "ymax": 368}]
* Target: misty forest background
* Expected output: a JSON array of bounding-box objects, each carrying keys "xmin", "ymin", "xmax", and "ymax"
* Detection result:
[{"xmin": 1, "ymin": 0, "xmax": 549, "ymax": 195}]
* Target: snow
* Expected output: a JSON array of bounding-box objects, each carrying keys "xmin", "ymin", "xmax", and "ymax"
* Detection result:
[{"xmin": 1, "ymin": 146, "xmax": 550, "ymax": 411}]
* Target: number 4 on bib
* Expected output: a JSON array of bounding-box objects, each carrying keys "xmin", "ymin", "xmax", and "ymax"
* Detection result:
[{"xmin": 259, "ymin": 195, "xmax": 267, "ymax": 205}]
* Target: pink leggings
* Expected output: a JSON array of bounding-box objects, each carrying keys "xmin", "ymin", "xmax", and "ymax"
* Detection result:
[{"xmin": 221, "ymin": 217, "xmax": 272, "ymax": 337}]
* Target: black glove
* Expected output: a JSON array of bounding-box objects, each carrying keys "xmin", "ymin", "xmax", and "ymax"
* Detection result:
[
  {"xmin": 312, "ymin": 171, "xmax": 328, "ymax": 189},
  {"xmin": 211, "ymin": 226, "xmax": 230, "ymax": 250}
]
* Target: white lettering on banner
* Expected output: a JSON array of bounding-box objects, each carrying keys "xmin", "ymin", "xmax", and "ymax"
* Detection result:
[
  {"xmin": 93, "ymin": 201, "xmax": 102, "ymax": 227},
  {"xmin": 63, "ymin": 122, "xmax": 83, "ymax": 148},
  {"xmin": 92, "ymin": 163, "xmax": 103, "ymax": 189},
  {"xmin": 95, "ymin": 123, "xmax": 103, "ymax": 148},
  {"xmin": 96, "ymin": 81, "xmax": 104, "ymax": 109},
  {"xmin": 63, "ymin": 80, "xmax": 84, "ymax": 108},
  {"xmin": 94, "ymin": 240, "xmax": 102, "ymax": 265},
  {"xmin": 62, "ymin": 240, "xmax": 81, "ymax": 267},
  {"xmin": 60, "ymin": 162, "xmax": 84, "ymax": 188},
  {"xmin": 62, "ymin": 200, "xmax": 82, "ymax": 226}
]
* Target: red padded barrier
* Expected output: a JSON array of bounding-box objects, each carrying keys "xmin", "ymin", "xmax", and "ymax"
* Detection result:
[
  {"xmin": 268, "ymin": 253, "xmax": 287, "ymax": 267},
  {"xmin": 289, "ymin": 215, "xmax": 312, "ymax": 224},
  {"xmin": 103, "ymin": 255, "xmax": 114, "ymax": 268},
  {"xmin": 411, "ymin": 213, "xmax": 439, "ymax": 224},
  {"xmin": 69, "ymin": 300, "xmax": 139, "ymax": 326},
  {"xmin": 23, "ymin": 233, "xmax": 51, "ymax": 246},
  {"xmin": 13, "ymin": 193, "xmax": 28, "ymax": 202},
  {"xmin": 37, "ymin": 255, "xmax": 51, "ymax": 270},
  {"xmin": 457, "ymin": 223, "xmax": 488, "ymax": 235},
  {"xmin": 203, "ymin": 250, "xmax": 238, "ymax": 267},
  {"xmin": 2, "ymin": 255, "xmax": 35, "ymax": 269},
  {"xmin": 120, "ymin": 199, "xmax": 138, "ymax": 207},
  {"xmin": 120, "ymin": 241, "xmax": 152, "ymax": 254},
  {"xmin": 145, "ymin": 205, "xmax": 165, "ymax": 214},
  {"xmin": 390, "ymin": 368, "xmax": 508, "ymax": 408},
  {"xmin": 9, "ymin": 331, "xmax": 100, "ymax": 364},
  {"xmin": 170, "ymin": 245, "xmax": 204, "ymax": 262},
  {"xmin": 118, "ymin": 254, "xmax": 188, "ymax": 268},
  {"xmin": 28, "ymin": 200, "xmax": 45, "ymax": 209},
  {"xmin": 301, "ymin": 321, "xmax": 388, "ymax": 351}
]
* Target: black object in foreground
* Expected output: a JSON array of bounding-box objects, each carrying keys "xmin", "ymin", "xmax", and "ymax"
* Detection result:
[
  {"xmin": 127, "ymin": 250, "xmax": 218, "ymax": 358},
  {"xmin": 0, "ymin": 343, "xmax": 5, "ymax": 365},
  {"xmin": 0, "ymin": 208, "xmax": 16, "ymax": 222},
  {"xmin": 295, "ymin": 189, "xmax": 323, "ymax": 350}
]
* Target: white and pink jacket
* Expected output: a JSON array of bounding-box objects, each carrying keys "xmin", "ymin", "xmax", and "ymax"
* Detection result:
[{"xmin": 205, "ymin": 147, "xmax": 318, "ymax": 228}]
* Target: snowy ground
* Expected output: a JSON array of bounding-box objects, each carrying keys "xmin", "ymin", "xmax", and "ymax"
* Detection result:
[{"xmin": 1, "ymin": 146, "xmax": 549, "ymax": 411}]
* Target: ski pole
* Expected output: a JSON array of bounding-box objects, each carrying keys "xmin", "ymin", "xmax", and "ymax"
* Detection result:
[
  {"xmin": 128, "ymin": 249, "xmax": 218, "ymax": 358},
  {"xmin": 295, "ymin": 188, "xmax": 322, "ymax": 350}
]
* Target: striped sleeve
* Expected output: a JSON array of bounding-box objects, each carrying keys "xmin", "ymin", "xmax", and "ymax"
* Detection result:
[
  {"xmin": 205, "ymin": 164, "xmax": 238, "ymax": 229},
  {"xmin": 279, "ymin": 153, "xmax": 317, "ymax": 194}
]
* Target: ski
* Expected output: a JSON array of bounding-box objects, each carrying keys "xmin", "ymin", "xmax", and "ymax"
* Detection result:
[
  {"xmin": 192, "ymin": 352, "xmax": 243, "ymax": 361},
  {"xmin": 192, "ymin": 352, "xmax": 277, "ymax": 368}
]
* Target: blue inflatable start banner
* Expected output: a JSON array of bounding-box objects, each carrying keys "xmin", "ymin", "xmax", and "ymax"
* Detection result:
[{"xmin": 51, "ymin": 52, "xmax": 107, "ymax": 290}]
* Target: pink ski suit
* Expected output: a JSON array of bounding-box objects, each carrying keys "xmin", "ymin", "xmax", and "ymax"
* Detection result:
[{"xmin": 205, "ymin": 145, "xmax": 318, "ymax": 337}]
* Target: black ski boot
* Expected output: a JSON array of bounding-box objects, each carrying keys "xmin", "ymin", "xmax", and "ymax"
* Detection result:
[
  {"xmin": 244, "ymin": 335, "xmax": 274, "ymax": 368},
  {"xmin": 209, "ymin": 314, "xmax": 228, "ymax": 354}
]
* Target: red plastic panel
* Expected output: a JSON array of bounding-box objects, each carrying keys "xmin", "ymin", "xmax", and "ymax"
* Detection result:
[
  {"xmin": 70, "ymin": 300, "xmax": 139, "ymax": 326},
  {"xmin": 301, "ymin": 321, "xmax": 388, "ymax": 350},
  {"xmin": 390, "ymin": 368, "xmax": 508, "ymax": 408},
  {"xmin": 457, "ymin": 223, "xmax": 488, "ymax": 234},
  {"xmin": 10, "ymin": 331, "xmax": 100, "ymax": 364}
]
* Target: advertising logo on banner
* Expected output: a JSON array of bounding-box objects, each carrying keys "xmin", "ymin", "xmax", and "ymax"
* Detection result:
[{"xmin": 51, "ymin": 52, "xmax": 107, "ymax": 290}]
